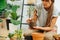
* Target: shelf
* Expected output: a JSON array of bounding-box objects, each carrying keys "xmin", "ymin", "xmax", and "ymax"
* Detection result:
[{"xmin": 24, "ymin": 4, "xmax": 35, "ymax": 6}]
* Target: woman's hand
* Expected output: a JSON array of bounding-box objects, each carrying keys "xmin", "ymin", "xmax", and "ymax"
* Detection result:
[
  {"xmin": 26, "ymin": 18, "xmax": 35, "ymax": 24},
  {"xmin": 33, "ymin": 26, "xmax": 42, "ymax": 30},
  {"xmin": 26, "ymin": 18, "xmax": 32, "ymax": 24},
  {"xmin": 33, "ymin": 26, "xmax": 53, "ymax": 31}
]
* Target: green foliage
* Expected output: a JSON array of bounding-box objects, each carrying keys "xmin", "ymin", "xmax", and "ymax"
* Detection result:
[
  {"xmin": 0, "ymin": 0, "xmax": 7, "ymax": 12},
  {"xmin": 10, "ymin": 12, "xmax": 20, "ymax": 20},
  {"xmin": 10, "ymin": 5, "xmax": 20, "ymax": 20},
  {"xmin": 8, "ymin": 33, "xmax": 14, "ymax": 38},
  {"xmin": 10, "ymin": 12, "xmax": 17, "ymax": 20},
  {"xmin": 0, "ymin": 19, "xmax": 3, "ymax": 22},
  {"xmin": 0, "ymin": 0, "xmax": 21, "ymax": 25},
  {"xmin": 10, "ymin": 0, "xmax": 15, "ymax": 2},
  {"xmin": 15, "ymin": 29, "xmax": 22, "ymax": 38},
  {"xmin": 5, "ymin": 11, "xmax": 10, "ymax": 18},
  {"xmin": 9, "ymin": 5, "xmax": 20, "ymax": 25},
  {"xmin": 11, "ymin": 19, "xmax": 21, "ymax": 25},
  {"xmin": 11, "ymin": 5, "xmax": 20, "ymax": 13}
]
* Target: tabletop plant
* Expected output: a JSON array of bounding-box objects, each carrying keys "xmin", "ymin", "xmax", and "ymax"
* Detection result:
[
  {"xmin": 15, "ymin": 29, "xmax": 23, "ymax": 40},
  {"xmin": 8, "ymin": 33, "xmax": 14, "ymax": 40}
]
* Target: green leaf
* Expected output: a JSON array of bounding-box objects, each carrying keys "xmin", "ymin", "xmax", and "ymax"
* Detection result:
[
  {"xmin": 0, "ymin": 0, "xmax": 7, "ymax": 12},
  {"xmin": 10, "ymin": 12, "xmax": 20, "ymax": 20},
  {"xmin": 16, "ymin": 16, "xmax": 20, "ymax": 20},
  {"xmin": 11, "ymin": 19, "xmax": 21, "ymax": 25},
  {"xmin": 8, "ymin": 33, "xmax": 14, "ymax": 38},
  {"xmin": 5, "ymin": 11, "xmax": 10, "ymax": 18},
  {"xmin": 10, "ymin": 12, "xmax": 17, "ymax": 20},
  {"xmin": 15, "ymin": 29, "xmax": 22, "ymax": 38},
  {"xmin": 11, "ymin": 5, "xmax": 20, "ymax": 13},
  {"xmin": 0, "ymin": 19, "xmax": 3, "ymax": 22}
]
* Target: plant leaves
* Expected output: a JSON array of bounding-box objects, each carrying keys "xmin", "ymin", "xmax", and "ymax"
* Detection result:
[
  {"xmin": 10, "ymin": 12, "xmax": 17, "ymax": 20},
  {"xmin": 8, "ymin": 33, "xmax": 14, "ymax": 38},
  {"xmin": 16, "ymin": 15, "xmax": 20, "ymax": 20},
  {"xmin": 11, "ymin": 5, "xmax": 20, "ymax": 13},
  {"xmin": 11, "ymin": 19, "xmax": 21, "ymax": 25},
  {"xmin": 15, "ymin": 29, "xmax": 22, "ymax": 38},
  {"xmin": 0, "ymin": 19, "xmax": 3, "ymax": 22},
  {"xmin": 0, "ymin": 0, "xmax": 7, "ymax": 12},
  {"xmin": 5, "ymin": 11, "xmax": 10, "ymax": 18}
]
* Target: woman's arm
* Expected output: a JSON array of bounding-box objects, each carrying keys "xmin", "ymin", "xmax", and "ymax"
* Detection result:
[{"xmin": 33, "ymin": 17, "xmax": 58, "ymax": 31}]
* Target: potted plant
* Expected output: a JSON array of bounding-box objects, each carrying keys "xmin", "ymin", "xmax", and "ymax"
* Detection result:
[
  {"xmin": 10, "ymin": 5, "xmax": 20, "ymax": 25},
  {"xmin": 8, "ymin": 33, "xmax": 14, "ymax": 40},
  {"xmin": 15, "ymin": 29, "xmax": 23, "ymax": 40},
  {"xmin": 6, "ymin": 0, "xmax": 23, "ymax": 38},
  {"xmin": 6, "ymin": 4, "xmax": 21, "ymax": 34}
]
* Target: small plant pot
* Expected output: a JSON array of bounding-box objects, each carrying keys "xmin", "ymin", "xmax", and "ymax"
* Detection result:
[{"xmin": 10, "ymin": 38, "xmax": 14, "ymax": 40}]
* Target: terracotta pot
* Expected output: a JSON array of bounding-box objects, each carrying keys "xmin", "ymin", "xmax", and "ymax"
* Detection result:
[
  {"xmin": 32, "ymin": 32, "xmax": 45, "ymax": 40},
  {"xmin": 10, "ymin": 38, "xmax": 14, "ymax": 40},
  {"xmin": 10, "ymin": 37, "xmax": 17, "ymax": 40}
]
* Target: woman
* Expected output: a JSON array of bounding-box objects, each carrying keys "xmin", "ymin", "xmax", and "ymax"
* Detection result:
[{"xmin": 27, "ymin": 0, "xmax": 59, "ymax": 40}]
